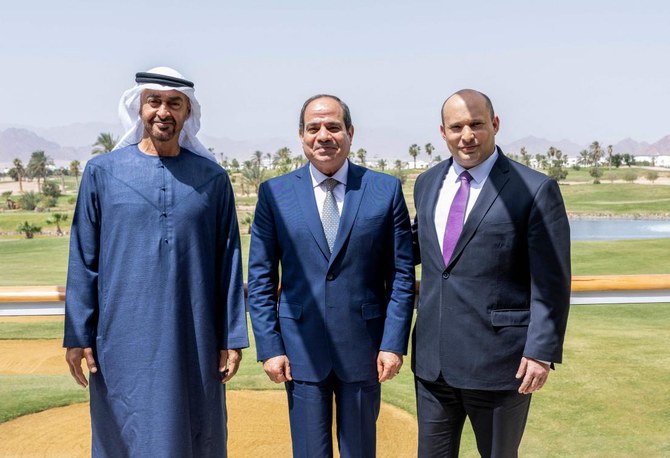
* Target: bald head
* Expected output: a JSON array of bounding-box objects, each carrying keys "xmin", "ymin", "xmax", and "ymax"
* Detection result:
[{"xmin": 441, "ymin": 89, "xmax": 495, "ymax": 125}]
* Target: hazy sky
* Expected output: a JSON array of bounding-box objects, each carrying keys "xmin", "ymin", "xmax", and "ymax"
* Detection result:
[{"xmin": 2, "ymin": 0, "xmax": 669, "ymax": 155}]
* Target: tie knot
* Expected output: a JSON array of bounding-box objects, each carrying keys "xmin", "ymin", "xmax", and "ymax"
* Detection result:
[
  {"xmin": 323, "ymin": 178, "xmax": 339, "ymax": 192},
  {"xmin": 459, "ymin": 171, "xmax": 473, "ymax": 183}
]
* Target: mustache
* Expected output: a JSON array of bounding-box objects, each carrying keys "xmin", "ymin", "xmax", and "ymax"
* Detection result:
[{"xmin": 152, "ymin": 116, "xmax": 175, "ymax": 123}]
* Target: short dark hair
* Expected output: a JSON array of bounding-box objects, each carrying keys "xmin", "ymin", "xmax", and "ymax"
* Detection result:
[
  {"xmin": 299, "ymin": 94, "xmax": 352, "ymax": 133},
  {"xmin": 441, "ymin": 89, "xmax": 495, "ymax": 125}
]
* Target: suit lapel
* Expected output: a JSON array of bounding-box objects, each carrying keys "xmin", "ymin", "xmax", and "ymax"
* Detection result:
[
  {"xmin": 446, "ymin": 152, "xmax": 511, "ymax": 269},
  {"xmin": 330, "ymin": 162, "xmax": 366, "ymax": 264},
  {"xmin": 294, "ymin": 165, "xmax": 331, "ymax": 260}
]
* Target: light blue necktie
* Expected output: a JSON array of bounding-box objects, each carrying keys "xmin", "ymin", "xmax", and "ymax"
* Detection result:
[{"xmin": 321, "ymin": 178, "xmax": 340, "ymax": 253}]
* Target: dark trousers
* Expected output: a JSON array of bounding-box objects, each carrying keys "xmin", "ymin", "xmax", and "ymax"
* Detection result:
[
  {"xmin": 285, "ymin": 372, "xmax": 381, "ymax": 458},
  {"xmin": 415, "ymin": 375, "xmax": 531, "ymax": 458}
]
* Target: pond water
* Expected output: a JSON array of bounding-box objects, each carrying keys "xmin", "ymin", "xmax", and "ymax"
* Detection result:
[{"xmin": 570, "ymin": 219, "xmax": 670, "ymax": 241}]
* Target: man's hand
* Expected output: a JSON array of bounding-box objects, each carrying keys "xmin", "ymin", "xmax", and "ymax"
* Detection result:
[
  {"xmin": 219, "ymin": 349, "xmax": 242, "ymax": 384},
  {"xmin": 516, "ymin": 357, "xmax": 550, "ymax": 394},
  {"xmin": 262, "ymin": 355, "xmax": 292, "ymax": 383},
  {"xmin": 377, "ymin": 351, "xmax": 403, "ymax": 383},
  {"xmin": 65, "ymin": 347, "xmax": 97, "ymax": 388}
]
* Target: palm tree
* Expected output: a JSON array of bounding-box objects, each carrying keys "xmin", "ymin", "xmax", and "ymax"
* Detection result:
[
  {"xmin": 46, "ymin": 213, "xmax": 69, "ymax": 236},
  {"xmin": 356, "ymin": 148, "xmax": 367, "ymax": 167},
  {"xmin": 408, "ymin": 144, "xmax": 421, "ymax": 169},
  {"xmin": 92, "ymin": 132, "xmax": 118, "ymax": 155},
  {"xmin": 273, "ymin": 147, "xmax": 292, "ymax": 174},
  {"xmin": 589, "ymin": 141, "xmax": 602, "ymax": 167},
  {"xmin": 607, "ymin": 144, "xmax": 613, "ymax": 169},
  {"xmin": 424, "ymin": 143, "xmax": 434, "ymax": 165},
  {"xmin": 10, "ymin": 158, "xmax": 25, "ymax": 192},
  {"xmin": 253, "ymin": 150, "xmax": 264, "ymax": 168},
  {"xmin": 26, "ymin": 151, "xmax": 50, "ymax": 191},
  {"xmin": 378, "ymin": 159, "xmax": 387, "ymax": 171},
  {"xmin": 394, "ymin": 159, "xmax": 404, "ymax": 171},
  {"xmin": 17, "ymin": 221, "xmax": 41, "ymax": 239},
  {"xmin": 241, "ymin": 160, "xmax": 266, "ymax": 195},
  {"xmin": 69, "ymin": 160, "xmax": 81, "ymax": 188},
  {"xmin": 519, "ymin": 147, "xmax": 532, "ymax": 167},
  {"xmin": 577, "ymin": 150, "xmax": 590, "ymax": 167}
]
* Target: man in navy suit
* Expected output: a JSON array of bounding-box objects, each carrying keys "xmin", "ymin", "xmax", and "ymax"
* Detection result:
[
  {"xmin": 412, "ymin": 89, "xmax": 571, "ymax": 457},
  {"xmin": 248, "ymin": 94, "xmax": 415, "ymax": 457}
]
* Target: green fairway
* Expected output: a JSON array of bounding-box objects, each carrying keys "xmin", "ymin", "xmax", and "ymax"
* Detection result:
[
  {"xmin": 572, "ymin": 238, "xmax": 670, "ymax": 275},
  {"xmin": 0, "ymin": 238, "xmax": 70, "ymax": 286},
  {"xmin": 0, "ymin": 375, "xmax": 89, "ymax": 423},
  {"xmin": 560, "ymin": 183, "xmax": 670, "ymax": 217}
]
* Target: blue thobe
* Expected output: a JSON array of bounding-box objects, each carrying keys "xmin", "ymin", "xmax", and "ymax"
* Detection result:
[{"xmin": 64, "ymin": 145, "xmax": 249, "ymax": 457}]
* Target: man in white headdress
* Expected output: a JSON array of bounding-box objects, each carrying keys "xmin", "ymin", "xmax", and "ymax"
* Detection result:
[{"xmin": 64, "ymin": 66, "xmax": 248, "ymax": 457}]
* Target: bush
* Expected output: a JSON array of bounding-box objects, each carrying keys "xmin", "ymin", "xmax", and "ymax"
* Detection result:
[
  {"xmin": 17, "ymin": 192, "xmax": 41, "ymax": 211},
  {"xmin": 16, "ymin": 221, "xmax": 42, "ymax": 239},
  {"xmin": 623, "ymin": 171, "xmax": 638, "ymax": 183},
  {"xmin": 41, "ymin": 180, "xmax": 61, "ymax": 199}
]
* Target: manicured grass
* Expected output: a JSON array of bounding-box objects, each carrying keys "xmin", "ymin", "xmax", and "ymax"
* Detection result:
[
  {"xmin": 0, "ymin": 237, "xmax": 70, "ymax": 286},
  {"xmin": 560, "ymin": 183, "xmax": 670, "ymax": 217},
  {"xmin": 0, "ymin": 321, "xmax": 64, "ymax": 339},
  {"xmin": 572, "ymin": 238, "xmax": 670, "ymax": 275},
  {"xmin": 0, "ymin": 210, "xmax": 74, "ymax": 233},
  {"xmin": 0, "ymin": 375, "xmax": 89, "ymax": 423}
]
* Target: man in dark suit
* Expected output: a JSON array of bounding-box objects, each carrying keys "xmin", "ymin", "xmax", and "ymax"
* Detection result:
[
  {"xmin": 247, "ymin": 94, "xmax": 415, "ymax": 458},
  {"xmin": 412, "ymin": 89, "xmax": 571, "ymax": 457}
]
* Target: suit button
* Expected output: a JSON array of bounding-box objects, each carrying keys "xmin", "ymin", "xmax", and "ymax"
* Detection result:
[
  {"xmin": 442, "ymin": 272, "xmax": 450, "ymax": 279},
  {"xmin": 326, "ymin": 273, "xmax": 334, "ymax": 281}
]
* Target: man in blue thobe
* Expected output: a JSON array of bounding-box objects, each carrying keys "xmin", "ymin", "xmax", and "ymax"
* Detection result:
[{"xmin": 64, "ymin": 67, "xmax": 248, "ymax": 457}]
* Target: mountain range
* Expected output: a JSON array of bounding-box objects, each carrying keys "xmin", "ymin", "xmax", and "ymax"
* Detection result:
[{"xmin": 1, "ymin": 122, "xmax": 668, "ymax": 167}]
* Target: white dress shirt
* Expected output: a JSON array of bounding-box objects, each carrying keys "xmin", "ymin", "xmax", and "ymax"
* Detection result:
[
  {"xmin": 434, "ymin": 148, "xmax": 499, "ymax": 253},
  {"xmin": 309, "ymin": 160, "xmax": 348, "ymax": 217}
]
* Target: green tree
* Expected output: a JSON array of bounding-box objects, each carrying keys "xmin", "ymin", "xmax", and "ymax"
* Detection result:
[
  {"xmin": 519, "ymin": 147, "xmax": 532, "ymax": 167},
  {"xmin": 273, "ymin": 147, "xmax": 293, "ymax": 175},
  {"xmin": 92, "ymin": 132, "xmax": 118, "ymax": 155},
  {"xmin": 546, "ymin": 147, "xmax": 568, "ymax": 182},
  {"xmin": 377, "ymin": 159, "xmax": 387, "ymax": 171},
  {"xmin": 356, "ymin": 148, "xmax": 367, "ymax": 167},
  {"xmin": 26, "ymin": 151, "xmax": 51, "ymax": 191},
  {"xmin": 589, "ymin": 141, "xmax": 602, "ymax": 167},
  {"xmin": 577, "ymin": 150, "xmax": 591, "ymax": 167},
  {"xmin": 69, "ymin": 160, "xmax": 81, "ymax": 188},
  {"xmin": 17, "ymin": 221, "xmax": 42, "ymax": 239},
  {"xmin": 611, "ymin": 154, "xmax": 623, "ymax": 168},
  {"xmin": 622, "ymin": 154, "xmax": 636, "ymax": 167},
  {"xmin": 607, "ymin": 144, "xmax": 614, "ymax": 169},
  {"xmin": 589, "ymin": 167, "xmax": 603, "ymax": 184},
  {"xmin": 408, "ymin": 144, "xmax": 420, "ymax": 169},
  {"xmin": 241, "ymin": 159, "xmax": 266, "ymax": 195},
  {"xmin": 230, "ymin": 158, "xmax": 240, "ymax": 171},
  {"xmin": 534, "ymin": 154, "xmax": 547, "ymax": 169},
  {"xmin": 424, "ymin": 143, "xmax": 434, "ymax": 165},
  {"xmin": 253, "ymin": 150, "xmax": 264, "ymax": 168},
  {"xmin": 46, "ymin": 212, "xmax": 69, "ymax": 236},
  {"xmin": 41, "ymin": 180, "xmax": 61, "ymax": 201},
  {"xmin": 9, "ymin": 158, "xmax": 26, "ymax": 192}
]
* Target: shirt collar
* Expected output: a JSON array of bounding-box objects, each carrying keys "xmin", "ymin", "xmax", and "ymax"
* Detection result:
[
  {"xmin": 309, "ymin": 159, "xmax": 349, "ymax": 188},
  {"xmin": 450, "ymin": 147, "xmax": 499, "ymax": 184}
]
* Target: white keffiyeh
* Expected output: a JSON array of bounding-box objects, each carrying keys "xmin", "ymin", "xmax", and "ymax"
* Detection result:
[{"xmin": 114, "ymin": 66, "xmax": 215, "ymax": 162}]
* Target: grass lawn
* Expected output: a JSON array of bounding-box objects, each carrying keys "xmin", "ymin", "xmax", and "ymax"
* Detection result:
[
  {"xmin": 560, "ymin": 183, "xmax": 670, "ymax": 217},
  {"xmin": 2, "ymin": 305, "xmax": 669, "ymax": 456},
  {"xmin": 572, "ymin": 238, "xmax": 670, "ymax": 275}
]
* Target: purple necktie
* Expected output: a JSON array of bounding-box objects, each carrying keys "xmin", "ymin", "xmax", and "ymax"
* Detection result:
[{"xmin": 442, "ymin": 171, "xmax": 473, "ymax": 265}]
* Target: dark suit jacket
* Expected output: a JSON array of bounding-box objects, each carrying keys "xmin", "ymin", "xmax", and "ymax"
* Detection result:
[
  {"xmin": 248, "ymin": 161, "xmax": 416, "ymax": 383},
  {"xmin": 412, "ymin": 150, "xmax": 571, "ymax": 390}
]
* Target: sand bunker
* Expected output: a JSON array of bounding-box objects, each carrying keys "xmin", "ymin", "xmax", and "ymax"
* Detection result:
[{"xmin": 0, "ymin": 326, "xmax": 417, "ymax": 457}]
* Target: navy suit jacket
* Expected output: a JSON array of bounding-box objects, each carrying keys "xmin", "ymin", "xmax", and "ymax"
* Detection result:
[
  {"xmin": 412, "ymin": 150, "xmax": 571, "ymax": 390},
  {"xmin": 248, "ymin": 162, "xmax": 416, "ymax": 383}
]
